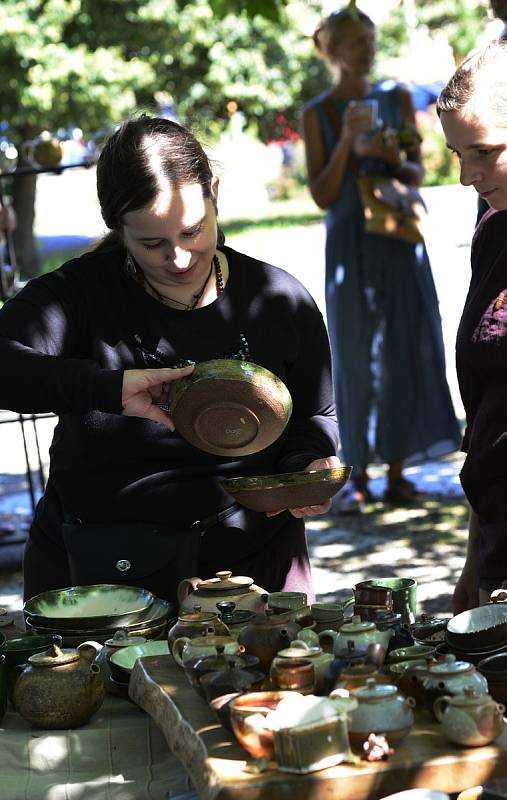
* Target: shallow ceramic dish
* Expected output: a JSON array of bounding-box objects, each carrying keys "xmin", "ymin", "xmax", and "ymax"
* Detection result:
[
  {"xmin": 221, "ymin": 467, "xmax": 352, "ymax": 513},
  {"xmin": 24, "ymin": 584, "xmax": 155, "ymax": 630},
  {"xmin": 25, "ymin": 596, "xmax": 171, "ymax": 634},
  {"xmin": 25, "ymin": 618, "xmax": 167, "ymax": 647},
  {"xmin": 446, "ymin": 603, "xmax": 507, "ymax": 650},
  {"xmin": 387, "ymin": 645, "xmax": 436, "ymax": 663},
  {"xmin": 110, "ymin": 640, "xmax": 170, "ymax": 674},
  {"xmin": 169, "ymin": 359, "xmax": 293, "ymax": 457}
]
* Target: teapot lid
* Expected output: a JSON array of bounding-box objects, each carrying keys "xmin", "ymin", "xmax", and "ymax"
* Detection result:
[
  {"xmin": 446, "ymin": 687, "xmax": 493, "ymax": 707},
  {"xmin": 104, "ymin": 629, "xmax": 147, "ymax": 648},
  {"xmin": 29, "ymin": 644, "xmax": 80, "ymax": 667},
  {"xmin": 216, "ymin": 601, "xmax": 256, "ymax": 626},
  {"xmin": 178, "ymin": 605, "xmax": 220, "ymax": 622},
  {"xmin": 429, "ymin": 654, "xmax": 473, "ymax": 675},
  {"xmin": 352, "ymin": 677, "xmax": 398, "ymax": 702},
  {"xmin": 197, "ymin": 571, "xmax": 253, "ymax": 593},
  {"xmin": 341, "ymin": 618, "xmax": 376, "ymax": 634}
]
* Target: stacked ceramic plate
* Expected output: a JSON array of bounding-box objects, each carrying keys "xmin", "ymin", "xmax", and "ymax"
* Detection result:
[
  {"xmin": 445, "ymin": 603, "xmax": 507, "ymax": 665},
  {"xmin": 23, "ymin": 584, "xmax": 173, "ymax": 647}
]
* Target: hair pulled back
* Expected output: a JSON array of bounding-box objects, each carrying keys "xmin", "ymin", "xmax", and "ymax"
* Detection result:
[
  {"xmin": 437, "ymin": 38, "xmax": 507, "ymax": 123},
  {"xmin": 96, "ymin": 115, "xmax": 214, "ymax": 232},
  {"xmin": 313, "ymin": 5, "xmax": 374, "ymax": 56}
]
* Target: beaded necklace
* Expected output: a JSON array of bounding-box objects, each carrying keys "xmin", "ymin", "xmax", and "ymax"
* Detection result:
[{"xmin": 126, "ymin": 253, "xmax": 224, "ymax": 311}]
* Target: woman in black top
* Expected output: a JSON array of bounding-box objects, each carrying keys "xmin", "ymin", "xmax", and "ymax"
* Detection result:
[
  {"xmin": 438, "ymin": 39, "xmax": 507, "ymax": 612},
  {"xmin": 0, "ymin": 116, "xmax": 339, "ymax": 604}
]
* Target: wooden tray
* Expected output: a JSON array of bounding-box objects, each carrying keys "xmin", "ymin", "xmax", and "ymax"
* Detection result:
[{"xmin": 129, "ymin": 655, "xmax": 507, "ymax": 800}]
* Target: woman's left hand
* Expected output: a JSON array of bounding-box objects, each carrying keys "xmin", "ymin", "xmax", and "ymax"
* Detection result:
[{"xmin": 266, "ymin": 455, "xmax": 342, "ymax": 519}]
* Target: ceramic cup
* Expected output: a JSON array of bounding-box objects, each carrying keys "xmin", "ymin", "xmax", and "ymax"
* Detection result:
[
  {"xmin": 366, "ymin": 578, "xmax": 417, "ymax": 624},
  {"xmin": 268, "ymin": 592, "xmax": 307, "ymax": 614}
]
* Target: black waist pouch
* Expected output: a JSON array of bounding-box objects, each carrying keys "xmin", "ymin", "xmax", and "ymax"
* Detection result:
[{"xmin": 61, "ymin": 521, "xmax": 201, "ymax": 605}]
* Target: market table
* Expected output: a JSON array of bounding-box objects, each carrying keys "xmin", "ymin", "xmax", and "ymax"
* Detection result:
[{"xmin": 129, "ymin": 655, "xmax": 507, "ymax": 800}]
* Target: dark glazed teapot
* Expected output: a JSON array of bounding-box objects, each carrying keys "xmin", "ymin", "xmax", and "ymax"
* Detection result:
[{"xmin": 237, "ymin": 608, "xmax": 301, "ymax": 673}]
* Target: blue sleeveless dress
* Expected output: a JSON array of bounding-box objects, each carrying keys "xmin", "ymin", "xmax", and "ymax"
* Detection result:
[{"xmin": 307, "ymin": 82, "xmax": 461, "ymax": 471}]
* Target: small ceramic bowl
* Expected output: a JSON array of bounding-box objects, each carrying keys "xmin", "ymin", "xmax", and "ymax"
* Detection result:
[
  {"xmin": 477, "ymin": 652, "xmax": 507, "ymax": 703},
  {"xmin": 229, "ymin": 691, "xmax": 293, "ymax": 760},
  {"xmin": 387, "ymin": 645, "xmax": 436, "ymax": 663},
  {"xmin": 109, "ymin": 640, "xmax": 170, "ymax": 674},
  {"xmin": 209, "ymin": 692, "xmax": 242, "ymax": 731}
]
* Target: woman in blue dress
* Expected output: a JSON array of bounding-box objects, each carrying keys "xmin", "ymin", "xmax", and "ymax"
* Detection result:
[{"xmin": 302, "ymin": 5, "xmax": 461, "ymax": 512}]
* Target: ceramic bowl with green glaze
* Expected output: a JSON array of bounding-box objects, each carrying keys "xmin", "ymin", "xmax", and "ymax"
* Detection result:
[
  {"xmin": 24, "ymin": 584, "xmax": 155, "ymax": 630},
  {"xmin": 221, "ymin": 466, "xmax": 353, "ymax": 513},
  {"xmin": 109, "ymin": 640, "xmax": 170, "ymax": 675},
  {"xmin": 169, "ymin": 359, "xmax": 293, "ymax": 457}
]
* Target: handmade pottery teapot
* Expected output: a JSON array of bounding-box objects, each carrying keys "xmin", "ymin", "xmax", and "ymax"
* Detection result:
[
  {"xmin": 348, "ymin": 677, "xmax": 416, "ymax": 749},
  {"xmin": 177, "ymin": 571, "xmax": 268, "ymax": 615},
  {"xmin": 172, "ymin": 634, "xmax": 242, "ymax": 668},
  {"xmin": 320, "ymin": 616, "xmax": 392, "ymax": 656},
  {"xmin": 237, "ymin": 608, "xmax": 301, "ymax": 673},
  {"xmin": 419, "ymin": 654, "xmax": 489, "ymax": 712},
  {"xmin": 434, "ymin": 687, "xmax": 505, "ymax": 747},
  {"xmin": 167, "ymin": 604, "xmax": 231, "ymax": 654},
  {"xmin": 13, "ymin": 643, "xmax": 105, "ymax": 729},
  {"xmin": 79, "ymin": 630, "xmax": 147, "ymax": 693},
  {"xmin": 271, "ymin": 640, "xmax": 333, "ymax": 694}
]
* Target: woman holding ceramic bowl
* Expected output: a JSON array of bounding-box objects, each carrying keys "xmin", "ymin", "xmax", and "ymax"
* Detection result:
[
  {"xmin": 438, "ymin": 39, "xmax": 507, "ymax": 611},
  {"xmin": 0, "ymin": 115, "xmax": 339, "ymax": 605}
]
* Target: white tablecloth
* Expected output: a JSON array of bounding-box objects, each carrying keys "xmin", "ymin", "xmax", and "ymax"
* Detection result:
[{"xmin": 0, "ymin": 693, "xmax": 194, "ymax": 800}]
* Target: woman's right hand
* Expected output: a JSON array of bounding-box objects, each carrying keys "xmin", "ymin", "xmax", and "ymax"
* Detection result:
[{"xmin": 121, "ymin": 365, "xmax": 194, "ymax": 430}]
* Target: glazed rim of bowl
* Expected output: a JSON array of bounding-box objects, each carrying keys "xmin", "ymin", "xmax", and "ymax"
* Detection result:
[
  {"xmin": 446, "ymin": 603, "xmax": 507, "ymax": 648},
  {"xmin": 221, "ymin": 466, "xmax": 353, "ymax": 492},
  {"xmin": 24, "ymin": 584, "xmax": 155, "ymax": 623}
]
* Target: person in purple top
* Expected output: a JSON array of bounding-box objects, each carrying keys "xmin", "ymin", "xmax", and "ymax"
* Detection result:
[
  {"xmin": 438, "ymin": 39, "xmax": 507, "ymax": 612},
  {"xmin": 0, "ymin": 116, "xmax": 339, "ymax": 605}
]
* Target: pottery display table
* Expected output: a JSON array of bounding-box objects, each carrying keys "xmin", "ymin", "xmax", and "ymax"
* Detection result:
[{"xmin": 129, "ymin": 654, "xmax": 507, "ymax": 800}]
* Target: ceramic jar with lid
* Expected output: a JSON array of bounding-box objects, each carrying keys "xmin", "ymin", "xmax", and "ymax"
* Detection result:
[
  {"xmin": 237, "ymin": 609, "xmax": 301, "ymax": 673},
  {"xmin": 187, "ymin": 645, "xmax": 262, "ymax": 697},
  {"xmin": 321, "ymin": 616, "xmax": 392, "ymax": 655},
  {"xmin": 215, "ymin": 601, "xmax": 256, "ymax": 639},
  {"xmin": 348, "ymin": 677, "xmax": 416, "ymax": 748},
  {"xmin": 177, "ymin": 571, "xmax": 268, "ymax": 615},
  {"xmin": 271, "ymin": 641, "xmax": 333, "ymax": 694},
  {"xmin": 420, "ymin": 654, "xmax": 489, "ymax": 712},
  {"xmin": 434, "ymin": 687, "xmax": 505, "ymax": 746},
  {"xmin": 167, "ymin": 605, "xmax": 230, "ymax": 655},
  {"xmin": 13, "ymin": 643, "xmax": 105, "ymax": 729}
]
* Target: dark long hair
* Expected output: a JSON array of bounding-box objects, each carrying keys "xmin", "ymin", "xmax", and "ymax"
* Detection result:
[{"xmin": 313, "ymin": 6, "xmax": 374, "ymax": 55}]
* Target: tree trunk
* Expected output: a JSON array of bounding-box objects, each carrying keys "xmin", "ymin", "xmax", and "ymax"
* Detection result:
[{"xmin": 12, "ymin": 164, "xmax": 42, "ymax": 281}]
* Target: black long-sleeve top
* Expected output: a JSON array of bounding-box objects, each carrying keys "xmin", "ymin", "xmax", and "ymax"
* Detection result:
[{"xmin": 0, "ymin": 244, "xmax": 338, "ymax": 564}]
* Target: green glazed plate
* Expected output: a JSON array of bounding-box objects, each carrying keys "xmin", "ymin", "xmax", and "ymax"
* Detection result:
[
  {"xmin": 24, "ymin": 584, "xmax": 155, "ymax": 629},
  {"xmin": 169, "ymin": 359, "xmax": 293, "ymax": 457},
  {"xmin": 110, "ymin": 640, "xmax": 170, "ymax": 674},
  {"xmin": 220, "ymin": 466, "xmax": 352, "ymax": 513}
]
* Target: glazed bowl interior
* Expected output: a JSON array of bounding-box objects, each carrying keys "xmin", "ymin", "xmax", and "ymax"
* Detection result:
[
  {"xmin": 109, "ymin": 640, "xmax": 170, "ymax": 674},
  {"xmin": 229, "ymin": 691, "xmax": 293, "ymax": 759},
  {"xmin": 24, "ymin": 584, "xmax": 155, "ymax": 630},
  {"xmin": 4, "ymin": 633, "xmax": 62, "ymax": 664}
]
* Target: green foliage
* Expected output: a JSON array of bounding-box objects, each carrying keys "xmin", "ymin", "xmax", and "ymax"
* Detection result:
[{"xmin": 415, "ymin": 0, "xmax": 490, "ymax": 62}]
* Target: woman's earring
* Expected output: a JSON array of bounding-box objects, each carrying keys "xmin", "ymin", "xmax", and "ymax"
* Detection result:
[{"xmin": 126, "ymin": 253, "xmax": 139, "ymax": 278}]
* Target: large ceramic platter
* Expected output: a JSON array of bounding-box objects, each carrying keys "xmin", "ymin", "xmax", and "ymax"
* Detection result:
[
  {"xmin": 24, "ymin": 584, "xmax": 155, "ymax": 629},
  {"xmin": 169, "ymin": 359, "xmax": 292, "ymax": 457},
  {"xmin": 25, "ymin": 596, "xmax": 171, "ymax": 634},
  {"xmin": 110, "ymin": 640, "xmax": 170, "ymax": 674},
  {"xmin": 220, "ymin": 466, "xmax": 352, "ymax": 513}
]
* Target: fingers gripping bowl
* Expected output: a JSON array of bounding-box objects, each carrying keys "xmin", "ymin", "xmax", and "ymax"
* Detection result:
[
  {"xmin": 169, "ymin": 359, "xmax": 293, "ymax": 457},
  {"xmin": 221, "ymin": 467, "xmax": 353, "ymax": 513}
]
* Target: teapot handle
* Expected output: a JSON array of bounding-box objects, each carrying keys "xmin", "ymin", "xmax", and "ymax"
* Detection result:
[
  {"xmin": 318, "ymin": 629, "xmax": 339, "ymax": 649},
  {"xmin": 433, "ymin": 695, "xmax": 451, "ymax": 721},
  {"xmin": 177, "ymin": 577, "xmax": 202, "ymax": 605},
  {"xmin": 172, "ymin": 636, "xmax": 190, "ymax": 667}
]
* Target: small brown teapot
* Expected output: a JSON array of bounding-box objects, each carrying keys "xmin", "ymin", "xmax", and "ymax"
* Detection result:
[
  {"xmin": 237, "ymin": 608, "xmax": 301, "ymax": 673},
  {"xmin": 167, "ymin": 604, "xmax": 230, "ymax": 655},
  {"xmin": 177, "ymin": 571, "xmax": 268, "ymax": 615},
  {"xmin": 13, "ymin": 644, "xmax": 105, "ymax": 729}
]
